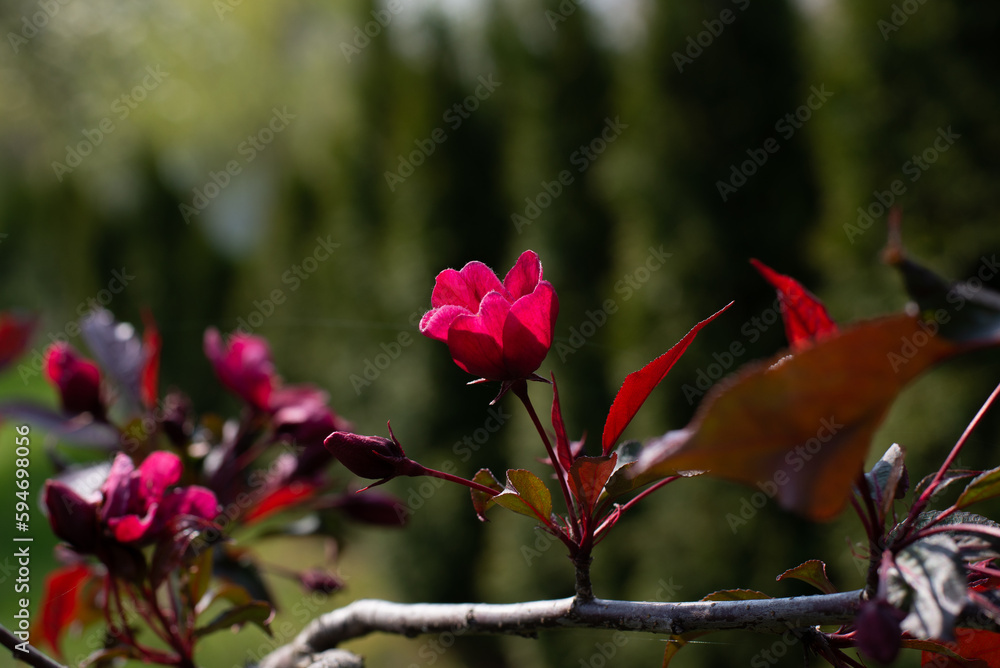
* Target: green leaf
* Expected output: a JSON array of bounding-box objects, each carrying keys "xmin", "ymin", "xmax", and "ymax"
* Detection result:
[
  {"xmin": 775, "ymin": 559, "xmax": 837, "ymax": 595},
  {"xmin": 890, "ymin": 534, "xmax": 967, "ymax": 640},
  {"xmin": 957, "ymin": 466, "xmax": 1000, "ymax": 509},
  {"xmin": 492, "ymin": 469, "xmax": 553, "ymax": 522},
  {"xmin": 194, "ymin": 582, "xmax": 253, "ymax": 616},
  {"xmin": 567, "ymin": 455, "xmax": 616, "ymax": 515},
  {"xmin": 701, "ymin": 589, "xmax": 772, "ymax": 601},
  {"xmin": 194, "ymin": 601, "xmax": 274, "ymax": 638},
  {"xmin": 470, "ymin": 468, "xmax": 503, "ymax": 522},
  {"xmin": 189, "ymin": 548, "xmax": 214, "ymax": 608}
]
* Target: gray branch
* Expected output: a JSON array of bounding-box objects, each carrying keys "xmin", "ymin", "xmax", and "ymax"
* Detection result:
[{"xmin": 258, "ymin": 591, "xmax": 865, "ymax": 668}]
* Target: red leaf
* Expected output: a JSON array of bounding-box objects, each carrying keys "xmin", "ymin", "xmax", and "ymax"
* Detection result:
[
  {"xmin": 567, "ymin": 455, "xmax": 617, "ymax": 515},
  {"xmin": 245, "ymin": 482, "xmax": 318, "ymax": 524},
  {"xmin": 602, "ymin": 302, "xmax": 732, "ymax": 455},
  {"xmin": 36, "ymin": 563, "xmax": 93, "ymax": 659},
  {"xmin": 750, "ymin": 259, "xmax": 838, "ymax": 351},
  {"xmin": 632, "ymin": 314, "xmax": 960, "ymax": 521},
  {"xmin": 141, "ymin": 310, "xmax": 161, "ymax": 409},
  {"xmin": 550, "ymin": 373, "xmax": 574, "ymax": 470},
  {"xmin": 921, "ymin": 628, "xmax": 1000, "ymax": 667}
]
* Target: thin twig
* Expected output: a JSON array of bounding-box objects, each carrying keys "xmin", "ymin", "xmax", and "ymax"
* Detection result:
[{"xmin": 0, "ymin": 623, "xmax": 67, "ymax": 668}]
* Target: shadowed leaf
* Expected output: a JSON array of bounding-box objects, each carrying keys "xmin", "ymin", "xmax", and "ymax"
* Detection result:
[
  {"xmin": 957, "ymin": 467, "xmax": 1000, "ymax": 510},
  {"xmin": 471, "ymin": 468, "xmax": 503, "ymax": 521},
  {"xmin": 567, "ymin": 455, "xmax": 616, "ymax": 515},
  {"xmin": 776, "ymin": 559, "xmax": 837, "ymax": 595},
  {"xmin": 194, "ymin": 601, "xmax": 273, "ymax": 638},
  {"xmin": 632, "ymin": 315, "xmax": 960, "ymax": 521}
]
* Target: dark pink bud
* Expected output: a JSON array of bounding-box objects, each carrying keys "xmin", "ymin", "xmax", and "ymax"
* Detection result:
[
  {"xmin": 203, "ymin": 328, "xmax": 276, "ymax": 411},
  {"xmin": 419, "ymin": 250, "xmax": 559, "ymax": 382},
  {"xmin": 43, "ymin": 480, "xmax": 100, "ymax": 554},
  {"xmin": 855, "ymin": 598, "xmax": 905, "ymax": 664},
  {"xmin": 299, "ymin": 568, "xmax": 344, "ymax": 595},
  {"xmin": 324, "ymin": 427, "xmax": 420, "ymax": 485},
  {"xmin": 44, "ymin": 343, "xmax": 105, "ymax": 419}
]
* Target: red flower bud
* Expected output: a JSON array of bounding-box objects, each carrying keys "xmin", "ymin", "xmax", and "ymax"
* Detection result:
[
  {"xmin": 44, "ymin": 343, "xmax": 106, "ymax": 419},
  {"xmin": 324, "ymin": 427, "xmax": 420, "ymax": 486},
  {"xmin": 203, "ymin": 328, "xmax": 276, "ymax": 411},
  {"xmin": 299, "ymin": 568, "xmax": 344, "ymax": 594},
  {"xmin": 0, "ymin": 311, "xmax": 35, "ymax": 372}
]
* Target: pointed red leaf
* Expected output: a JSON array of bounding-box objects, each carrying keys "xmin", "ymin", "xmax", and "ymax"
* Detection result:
[
  {"xmin": 36, "ymin": 563, "xmax": 93, "ymax": 659},
  {"xmin": 750, "ymin": 259, "xmax": 838, "ymax": 351},
  {"xmin": 550, "ymin": 373, "xmax": 574, "ymax": 470},
  {"xmin": 141, "ymin": 310, "xmax": 161, "ymax": 409},
  {"xmin": 602, "ymin": 302, "xmax": 733, "ymax": 454},
  {"xmin": 244, "ymin": 482, "xmax": 319, "ymax": 524}
]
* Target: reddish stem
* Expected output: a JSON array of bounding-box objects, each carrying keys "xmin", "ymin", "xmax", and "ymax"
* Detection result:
[
  {"xmin": 902, "ymin": 380, "xmax": 1000, "ymax": 537},
  {"xmin": 512, "ymin": 380, "xmax": 580, "ymax": 533},
  {"xmin": 593, "ymin": 476, "xmax": 680, "ymax": 540},
  {"xmin": 415, "ymin": 465, "xmax": 502, "ymax": 498}
]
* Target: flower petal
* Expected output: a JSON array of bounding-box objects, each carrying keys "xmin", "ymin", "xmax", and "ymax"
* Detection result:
[
  {"xmin": 431, "ymin": 263, "xmax": 506, "ymax": 310},
  {"xmin": 502, "ymin": 281, "xmax": 558, "ymax": 378},
  {"xmin": 109, "ymin": 502, "xmax": 159, "ymax": 543},
  {"xmin": 100, "ymin": 453, "xmax": 136, "ymax": 522},
  {"xmin": 44, "ymin": 481, "xmax": 100, "ymax": 553},
  {"xmin": 161, "ymin": 485, "xmax": 220, "ymax": 522},
  {"xmin": 447, "ymin": 292, "xmax": 511, "ymax": 379},
  {"xmin": 503, "ymin": 250, "xmax": 542, "ymax": 300},
  {"xmin": 419, "ymin": 304, "xmax": 472, "ymax": 343},
  {"xmin": 136, "ymin": 451, "xmax": 182, "ymax": 502}
]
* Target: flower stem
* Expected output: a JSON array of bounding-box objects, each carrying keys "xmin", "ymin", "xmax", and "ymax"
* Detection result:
[
  {"xmin": 415, "ymin": 466, "xmax": 501, "ymax": 497},
  {"xmin": 511, "ymin": 380, "xmax": 580, "ymax": 531}
]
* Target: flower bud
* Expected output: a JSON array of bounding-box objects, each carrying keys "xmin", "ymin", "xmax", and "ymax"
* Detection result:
[
  {"xmin": 44, "ymin": 343, "xmax": 106, "ymax": 419},
  {"xmin": 324, "ymin": 428, "xmax": 420, "ymax": 484}
]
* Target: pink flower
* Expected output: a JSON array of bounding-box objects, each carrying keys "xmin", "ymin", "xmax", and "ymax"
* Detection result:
[
  {"xmin": 419, "ymin": 250, "xmax": 558, "ymax": 382},
  {"xmin": 203, "ymin": 328, "xmax": 276, "ymax": 411},
  {"xmin": 44, "ymin": 343, "xmax": 106, "ymax": 420},
  {"xmin": 101, "ymin": 451, "xmax": 219, "ymax": 545}
]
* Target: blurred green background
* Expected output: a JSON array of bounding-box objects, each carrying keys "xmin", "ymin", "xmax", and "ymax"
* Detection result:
[{"xmin": 1, "ymin": 0, "xmax": 1000, "ymax": 666}]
